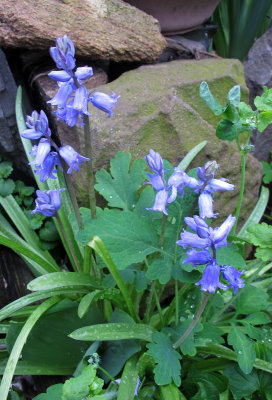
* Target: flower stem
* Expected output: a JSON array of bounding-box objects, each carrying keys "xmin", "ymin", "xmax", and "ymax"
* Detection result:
[
  {"xmin": 232, "ymin": 149, "xmax": 246, "ymax": 235},
  {"xmin": 62, "ymin": 164, "xmax": 83, "ymax": 229},
  {"xmin": 83, "ymin": 115, "xmax": 97, "ymax": 219},
  {"xmin": 97, "ymin": 365, "xmax": 119, "ymax": 385},
  {"xmin": 56, "ymin": 214, "xmax": 81, "ymax": 273},
  {"xmin": 172, "ymin": 292, "xmax": 210, "ymax": 349},
  {"xmin": 175, "ymin": 280, "xmax": 179, "ymax": 326},
  {"xmin": 154, "ymin": 283, "xmax": 164, "ymax": 327},
  {"xmin": 159, "ymin": 214, "xmax": 167, "ymax": 248}
]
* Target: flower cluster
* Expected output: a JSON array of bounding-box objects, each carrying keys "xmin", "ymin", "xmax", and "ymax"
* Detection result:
[
  {"xmin": 144, "ymin": 149, "xmax": 234, "ymax": 217},
  {"xmin": 145, "ymin": 149, "xmax": 244, "ymax": 294},
  {"xmin": 32, "ymin": 189, "xmax": 65, "ymax": 217},
  {"xmin": 22, "ymin": 110, "xmax": 89, "ymax": 182},
  {"xmin": 178, "ymin": 215, "xmax": 245, "ymax": 293},
  {"xmin": 48, "ymin": 34, "xmax": 119, "ymax": 126}
]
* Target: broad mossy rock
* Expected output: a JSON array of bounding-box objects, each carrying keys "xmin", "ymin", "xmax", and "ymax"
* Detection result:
[{"xmin": 56, "ymin": 59, "xmax": 262, "ymax": 227}]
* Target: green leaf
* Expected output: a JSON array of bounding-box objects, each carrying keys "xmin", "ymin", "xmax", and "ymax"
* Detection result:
[
  {"xmin": 6, "ymin": 299, "xmax": 103, "ymax": 371},
  {"xmin": 254, "ymin": 86, "xmax": 272, "ymax": 111},
  {"xmin": 238, "ymin": 102, "xmax": 257, "ymax": 125},
  {"xmin": 224, "ymin": 363, "xmax": 260, "ymax": 400},
  {"xmin": 245, "ymin": 312, "xmax": 270, "ymax": 326},
  {"xmin": 33, "ymin": 384, "xmax": 63, "ymax": 400},
  {"xmin": 165, "ymin": 320, "xmax": 203, "ymax": 356},
  {"xmin": 257, "ymin": 111, "xmax": 272, "ymax": 132},
  {"xmin": 255, "ymin": 247, "xmax": 272, "ymax": 261},
  {"xmin": 227, "ymin": 325, "xmax": 256, "ymax": 374},
  {"xmin": 247, "ymin": 223, "xmax": 272, "ymax": 248},
  {"xmin": 39, "ymin": 221, "xmax": 59, "ymax": 242},
  {"xmin": 0, "ymin": 288, "xmax": 90, "ymax": 322},
  {"xmin": 100, "ymin": 309, "xmax": 140, "ymax": 383},
  {"xmin": 28, "ymin": 272, "xmax": 102, "ymax": 291},
  {"xmin": 62, "ymin": 365, "xmax": 97, "ymax": 400},
  {"xmin": 0, "ymin": 162, "xmax": 13, "ymax": 179},
  {"xmin": 216, "ymin": 244, "xmax": 245, "ymax": 269},
  {"xmin": 0, "ymin": 179, "xmax": 15, "ymax": 196},
  {"xmin": 78, "ymin": 289, "xmax": 121, "ymax": 318},
  {"xmin": 95, "ymin": 152, "xmax": 146, "ymax": 211},
  {"xmin": 262, "ymin": 161, "xmax": 272, "ymax": 184},
  {"xmin": 70, "ymin": 323, "xmax": 154, "ymax": 342},
  {"xmin": 76, "ymin": 209, "xmax": 159, "ymax": 270},
  {"xmin": 24, "ymin": 210, "xmax": 45, "ymax": 230},
  {"xmin": 117, "ymin": 355, "xmax": 138, "ymax": 400},
  {"xmin": 146, "ymin": 257, "xmax": 172, "ymax": 284},
  {"xmin": 0, "ymin": 297, "xmax": 60, "ymax": 400},
  {"xmin": 185, "ymin": 371, "xmax": 228, "ymax": 400},
  {"xmin": 234, "ymin": 285, "xmax": 269, "ymax": 314},
  {"xmin": 18, "ymin": 185, "xmax": 35, "ymax": 197},
  {"xmin": 195, "ymin": 323, "xmax": 224, "ymax": 345},
  {"xmin": 146, "ymin": 332, "xmax": 181, "ymax": 386},
  {"xmin": 227, "ymin": 85, "xmax": 240, "ymax": 107},
  {"xmin": 199, "ymin": 82, "xmax": 225, "ymax": 115},
  {"xmin": 216, "ymin": 119, "xmax": 239, "ymax": 142},
  {"xmin": 238, "ymin": 186, "xmax": 269, "ymax": 239}
]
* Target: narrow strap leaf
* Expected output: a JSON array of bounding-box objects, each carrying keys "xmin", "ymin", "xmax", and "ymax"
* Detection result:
[
  {"xmin": 0, "ymin": 296, "xmax": 60, "ymax": 400},
  {"xmin": 0, "ymin": 288, "xmax": 89, "ymax": 322},
  {"xmin": 238, "ymin": 186, "xmax": 269, "ymax": 239},
  {"xmin": 0, "ymin": 234, "xmax": 58, "ymax": 273},
  {"xmin": 178, "ymin": 141, "xmax": 208, "ymax": 171},
  {"xmin": 27, "ymin": 272, "xmax": 102, "ymax": 291},
  {"xmin": 88, "ymin": 236, "xmax": 139, "ymax": 322},
  {"xmin": 117, "ymin": 355, "xmax": 139, "ymax": 400},
  {"xmin": 70, "ymin": 323, "xmax": 154, "ymax": 342}
]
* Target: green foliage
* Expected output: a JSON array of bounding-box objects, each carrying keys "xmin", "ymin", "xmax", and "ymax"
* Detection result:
[
  {"xmin": 76, "ymin": 208, "xmax": 159, "ymax": 270},
  {"xmin": 227, "ymin": 325, "xmax": 256, "ymax": 374},
  {"xmin": 212, "ymin": 0, "xmax": 272, "ymax": 61},
  {"xmin": 33, "ymin": 365, "xmax": 105, "ymax": 400},
  {"xmin": 234, "ymin": 285, "xmax": 269, "ymax": 314},
  {"xmin": 183, "ymin": 370, "xmax": 228, "ymax": 400},
  {"xmin": 146, "ymin": 332, "xmax": 182, "ymax": 387},
  {"xmin": 95, "ymin": 151, "xmax": 146, "ymax": 211},
  {"xmin": 200, "ymin": 82, "xmax": 272, "ymax": 143},
  {"xmin": 247, "ymin": 223, "xmax": 272, "ymax": 261}
]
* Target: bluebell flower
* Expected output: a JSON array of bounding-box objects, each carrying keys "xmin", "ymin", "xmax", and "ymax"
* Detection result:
[
  {"xmin": 75, "ymin": 66, "xmax": 93, "ymax": 82},
  {"xmin": 183, "ymin": 249, "xmax": 212, "ymax": 266},
  {"xmin": 221, "ymin": 265, "xmax": 245, "ymax": 294},
  {"xmin": 50, "ymin": 34, "xmax": 75, "ymax": 72},
  {"xmin": 146, "ymin": 189, "xmax": 169, "ymax": 215},
  {"xmin": 72, "ymin": 86, "xmax": 90, "ymax": 115},
  {"xmin": 192, "ymin": 161, "xmax": 235, "ymax": 219},
  {"xmin": 59, "ymin": 145, "xmax": 90, "ymax": 173},
  {"xmin": 48, "ymin": 70, "xmax": 72, "ymax": 82},
  {"xmin": 47, "ymin": 81, "xmax": 73, "ymax": 108},
  {"xmin": 90, "ymin": 91, "xmax": 119, "ymax": 117},
  {"xmin": 145, "ymin": 149, "xmax": 164, "ymax": 174},
  {"xmin": 29, "ymin": 138, "xmax": 51, "ymax": 168},
  {"xmin": 177, "ymin": 214, "xmax": 236, "ymax": 250},
  {"xmin": 33, "ymin": 152, "xmax": 62, "ymax": 182},
  {"xmin": 55, "ymin": 104, "xmax": 84, "ymax": 127},
  {"xmin": 32, "ymin": 189, "xmax": 65, "ymax": 217},
  {"xmin": 196, "ymin": 262, "xmax": 228, "ymax": 293},
  {"xmin": 21, "ymin": 110, "xmax": 51, "ymax": 139}
]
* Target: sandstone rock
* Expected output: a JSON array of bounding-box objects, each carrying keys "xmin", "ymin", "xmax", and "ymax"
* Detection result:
[
  {"xmin": 45, "ymin": 58, "xmax": 262, "ymax": 227},
  {"xmin": 0, "ymin": 0, "xmax": 166, "ymax": 64},
  {"xmin": 244, "ymin": 25, "xmax": 272, "ymax": 161}
]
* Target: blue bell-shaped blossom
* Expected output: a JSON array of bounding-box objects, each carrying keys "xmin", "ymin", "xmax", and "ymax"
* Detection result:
[
  {"xmin": 22, "ymin": 110, "xmax": 51, "ymax": 140},
  {"xmin": 29, "ymin": 138, "xmax": 51, "ymax": 168},
  {"xmin": 221, "ymin": 265, "xmax": 245, "ymax": 294},
  {"xmin": 145, "ymin": 149, "xmax": 164, "ymax": 175},
  {"xmin": 50, "ymin": 35, "xmax": 75, "ymax": 72},
  {"xmin": 59, "ymin": 145, "xmax": 90, "ymax": 173},
  {"xmin": 32, "ymin": 189, "xmax": 65, "ymax": 217},
  {"xmin": 183, "ymin": 249, "xmax": 212, "ymax": 266},
  {"xmin": 48, "ymin": 81, "xmax": 73, "ymax": 108},
  {"xmin": 196, "ymin": 262, "xmax": 228, "ymax": 293},
  {"xmin": 90, "ymin": 91, "xmax": 119, "ymax": 117},
  {"xmin": 33, "ymin": 152, "xmax": 62, "ymax": 182}
]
